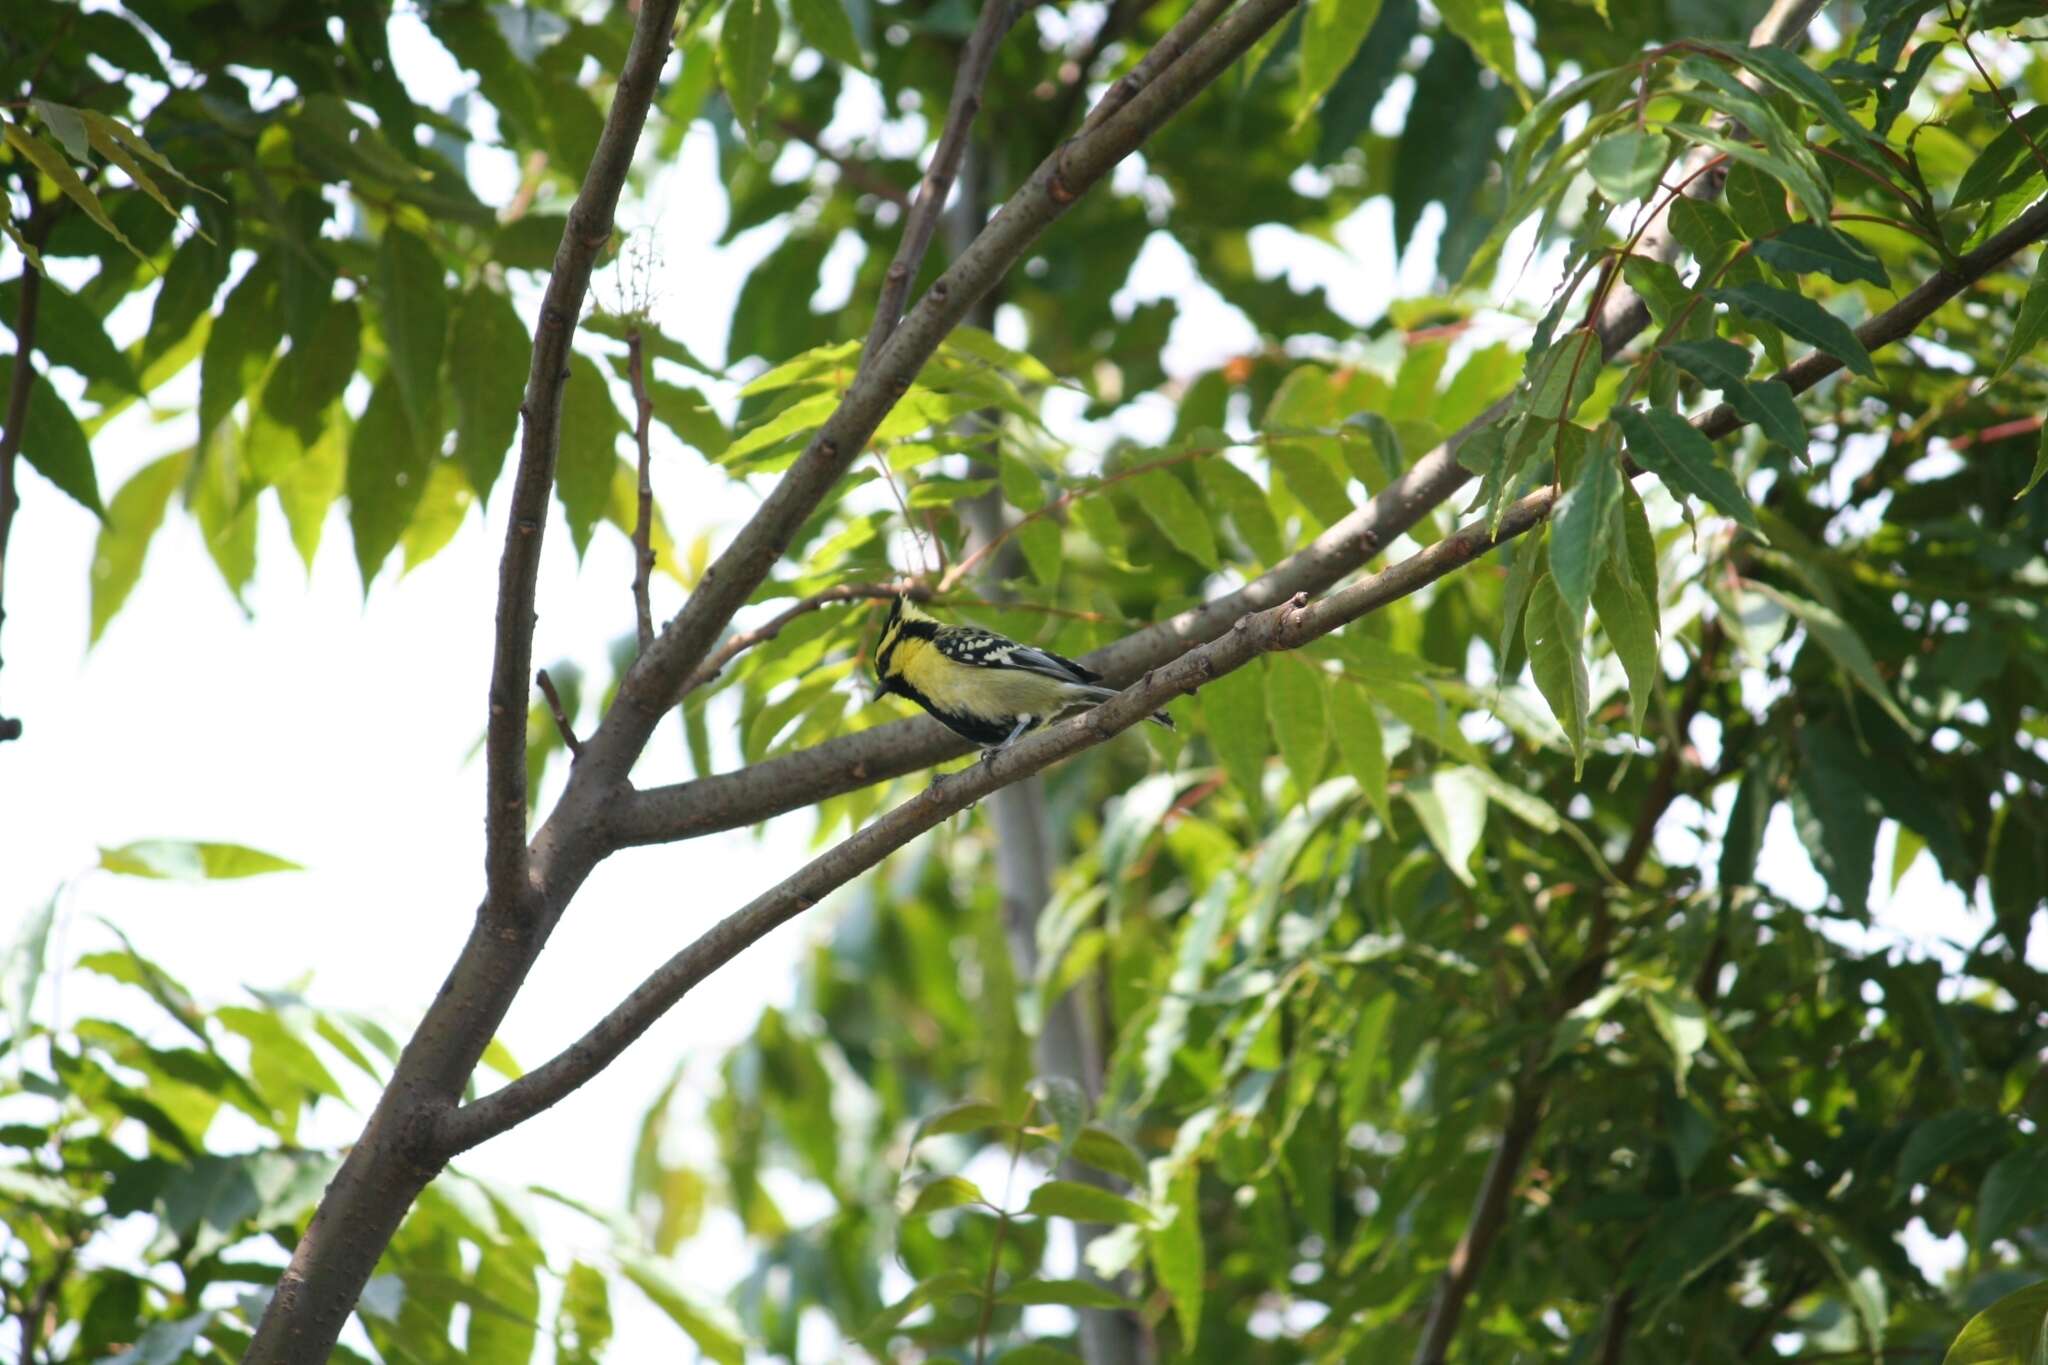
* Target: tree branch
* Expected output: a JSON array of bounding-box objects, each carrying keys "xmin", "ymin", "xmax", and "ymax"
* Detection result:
[
  {"xmin": 481, "ymin": 3, "xmax": 678, "ymax": 913},
  {"xmin": 776, "ymin": 117, "xmax": 914, "ymax": 208},
  {"xmin": 675, "ymin": 579, "xmax": 908, "ymax": 700},
  {"xmin": 569, "ymin": 0, "xmax": 1297, "ymax": 796},
  {"xmin": 0, "ymin": 204, "xmax": 56, "ymax": 748},
  {"xmin": 859, "ymin": 0, "xmax": 1023, "ymax": 371},
  {"xmin": 537, "ymin": 668, "xmax": 583, "ymax": 756},
  {"xmin": 608, "ymin": 4, "xmax": 2026, "ymax": 853},
  {"xmin": 628, "ymin": 326, "xmax": 656, "ymax": 654},
  {"xmin": 245, "ymin": 5, "xmax": 686, "ymax": 1360}
]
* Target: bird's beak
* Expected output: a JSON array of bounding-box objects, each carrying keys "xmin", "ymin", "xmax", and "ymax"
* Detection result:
[{"xmin": 870, "ymin": 677, "xmax": 887, "ymax": 703}]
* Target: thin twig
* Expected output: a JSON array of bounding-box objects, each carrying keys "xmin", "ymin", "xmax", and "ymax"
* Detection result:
[
  {"xmin": 627, "ymin": 326, "xmax": 656, "ymax": 653},
  {"xmin": 776, "ymin": 117, "xmax": 912, "ymax": 207},
  {"xmin": 1948, "ymin": 2, "xmax": 2048, "ymax": 187},
  {"xmin": 0, "ymin": 202, "xmax": 57, "ymax": 748},
  {"xmin": 676, "ymin": 580, "xmax": 910, "ymax": 699},
  {"xmin": 536, "ymin": 669, "xmax": 583, "ymax": 756},
  {"xmin": 858, "ymin": 0, "xmax": 1023, "ymax": 372}
]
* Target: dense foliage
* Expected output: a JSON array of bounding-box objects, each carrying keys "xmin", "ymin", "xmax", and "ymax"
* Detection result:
[{"xmin": 5, "ymin": 0, "xmax": 2048, "ymax": 1362}]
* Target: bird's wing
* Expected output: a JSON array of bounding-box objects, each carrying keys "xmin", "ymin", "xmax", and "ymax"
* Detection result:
[{"xmin": 934, "ymin": 629, "xmax": 1100, "ymax": 684}]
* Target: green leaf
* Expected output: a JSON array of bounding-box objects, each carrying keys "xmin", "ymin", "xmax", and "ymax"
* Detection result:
[
  {"xmin": 451, "ymin": 285, "xmax": 530, "ymax": 501},
  {"xmin": 1592, "ymin": 552, "xmax": 1658, "ymax": 736},
  {"xmin": 1995, "ymin": 253, "xmax": 2048, "ymax": 383},
  {"xmin": 999, "ymin": 452, "xmax": 1045, "ymax": 511},
  {"xmin": 555, "ymin": 1261, "xmax": 613, "ymax": 1365},
  {"xmin": 1662, "ymin": 337, "xmax": 1755, "ymax": 391},
  {"xmin": 1070, "ymin": 1126, "xmax": 1147, "ymax": 1186},
  {"xmin": 1662, "ymin": 120, "xmax": 1829, "ymax": 224},
  {"xmin": 377, "ymin": 227, "xmax": 450, "ymax": 438},
  {"xmin": 347, "ymin": 378, "xmax": 428, "ymax": 589},
  {"xmin": 400, "ymin": 461, "xmax": 474, "ymax": 573},
  {"xmin": 1525, "ymin": 573, "xmax": 1589, "ymax": 775},
  {"xmin": 1523, "ymin": 327, "xmax": 1601, "ymax": 421},
  {"xmin": 648, "ymin": 379, "xmax": 730, "ymax": 460},
  {"xmin": 1434, "ymin": 0, "xmax": 1520, "ymax": 96},
  {"xmin": 1979, "ymin": 1145, "xmax": 2048, "ymax": 1247},
  {"xmin": 1196, "ymin": 457, "xmax": 1284, "ymax": 563},
  {"xmin": 1642, "ymin": 989, "xmax": 1708, "ymax": 1094},
  {"xmin": 1200, "ymin": 659, "xmax": 1268, "ymax": 804},
  {"xmin": 1, "ymin": 120, "xmax": 140, "ymax": 258},
  {"xmin": 1713, "ymin": 282, "xmax": 1874, "ymax": 378},
  {"xmin": 619, "ymin": 1255, "xmax": 747, "ymax": 1364},
  {"xmin": 89, "ymin": 451, "xmax": 189, "ymax": 643},
  {"xmin": 1296, "ymin": 0, "xmax": 1387, "ymax": 123},
  {"xmin": 98, "ymin": 840, "xmax": 303, "ymax": 879},
  {"xmin": 1132, "ymin": 469, "xmax": 1219, "ymax": 569},
  {"xmin": 1329, "ymin": 682, "xmax": 1391, "ymax": 828},
  {"xmin": 1588, "ymin": 130, "xmax": 1668, "ymax": 201},
  {"xmin": 2019, "ymin": 424, "xmax": 2048, "ymax": 503},
  {"xmin": 279, "ymin": 416, "xmax": 348, "ymax": 570},
  {"xmin": 1753, "ymin": 223, "xmax": 1888, "ymax": 287},
  {"xmin": 906, "ymin": 1175, "xmax": 987, "ymax": 1217},
  {"xmin": 0, "ymin": 275, "xmax": 138, "ymax": 392},
  {"xmin": 262, "ymin": 297, "xmax": 361, "ymax": 447},
  {"xmin": 1404, "ymin": 766, "xmax": 1488, "ymax": 888},
  {"xmin": 1266, "ymin": 659, "xmax": 1329, "ymax": 797},
  {"xmin": 1611, "ymin": 404, "xmax": 1763, "ymax": 535},
  {"xmin": 1031, "ymin": 1074, "xmax": 1089, "ymax": 1164},
  {"xmin": 914, "ymin": 1100, "xmax": 1004, "ymax": 1142},
  {"xmin": 1016, "ymin": 518, "xmax": 1062, "ymax": 587},
  {"xmin": 1941, "ymin": 1275, "xmax": 2048, "ymax": 1365},
  {"xmin": 718, "ymin": 0, "xmax": 781, "ymax": 138},
  {"xmin": 1142, "ymin": 874, "xmax": 1232, "ymax": 1103},
  {"xmin": 0, "ymin": 357, "xmax": 103, "ymax": 516},
  {"xmin": 997, "ymin": 1347, "xmax": 1086, "ymax": 1365},
  {"xmin": 1662, "ymin": 340, "xmax": 1809, "ymax": 455},
  {"xmin": 1750, "ymin": 583, "xmax": 1920, "ymax": 739},
  {"xmin": 1024, "ymin": 1179, "xmax": 1152, "ymax": 1225},
  {"xmin": 557, "ymin": 355, "xmax": 625, "ymax": 553},
  {"xmin": 788, "ymin": 0, "xmax": 865, "ymax": 68},
  {"xmin": 1723, "ymin": 161, "xmax": 1792, "ymax": 241},
  {"xmin": 192, "ymin": 421, "xmax": 256, "ymax": 604},
  {"xmin": 1706, "ymin": 43, "xmax": 1881, "ymax": 163},
  {"xmin": 997, "ymin": 1278, "xmax": 1132, "ymax": 1310},
  {"xmin": 199, "ymin": 254, "xmax": 284, "ymax": 440},
  {"xmin": 1954, "ymin": 105, "xmax": 2048, "ymax": 206},
  {"xmin": 1150, "ymin": 1163, "xmax": 1204, "ymax": 1345},
  {"xmin": 1548, "ymin": 431, "xmax": 1622, "ymax": 625}
]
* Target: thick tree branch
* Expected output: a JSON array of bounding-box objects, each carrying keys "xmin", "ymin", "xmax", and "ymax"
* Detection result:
[
  {"xmin": 0, "ymin": 204, "xmax": 55, "ymax": 748},
  {"xmin": 859, "ymin": 0, "xmax": 1022, "ymax": 370},
  {"xmin": 611, "ymin": 9, "xmax": 2035, "ymax": 852},
  {"xmin": 511, "ymin": 187, "xmax": 2048, "ymax": 1200},
  {"xmin": 244, "ymin": 5, "xmax": 685, "ymax": 1361},
  {"xmin": 571, "ymin": 0, "xmax": 1296, "ymax": 797},
  {"xmin": 482, "ymin": 2, "xmax": 679, "ymax": 911}
]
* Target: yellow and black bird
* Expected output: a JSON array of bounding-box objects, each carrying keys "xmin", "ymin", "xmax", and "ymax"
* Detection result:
[{"xmin": 872, "ymin": 596, "xmax": 1173, "ymax": 752}]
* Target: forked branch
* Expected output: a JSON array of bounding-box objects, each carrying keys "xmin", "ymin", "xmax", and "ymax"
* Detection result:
[{"xmin": 459, "ymin": 191, "xmax": 2048, "ymax": 1152}]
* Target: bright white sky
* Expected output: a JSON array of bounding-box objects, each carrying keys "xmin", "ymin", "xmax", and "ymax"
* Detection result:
[{"xmin": 0, "ymin": 8, "xmax": 2006, "ymax": 1362}]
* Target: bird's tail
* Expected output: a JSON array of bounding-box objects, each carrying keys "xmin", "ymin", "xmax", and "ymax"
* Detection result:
[{"xmin": 1070, "ymin": 684, "xmax": 1175, "ymax": 730}]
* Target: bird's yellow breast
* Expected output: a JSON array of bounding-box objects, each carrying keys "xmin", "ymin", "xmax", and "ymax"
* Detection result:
[{"xmin": 895, "ymin": 639, "xmax": 1076, "ymax": 719}]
